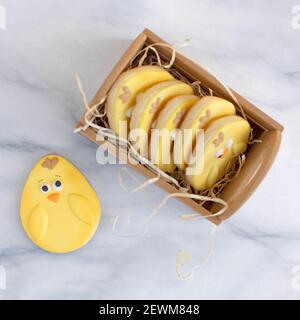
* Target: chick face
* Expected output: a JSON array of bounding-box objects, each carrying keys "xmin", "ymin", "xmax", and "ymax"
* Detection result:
[
  {"xmin": 20, "ymin": 155, "xmax": 101, "ymax": 253},
  {"xmin": 214, "ymin": 136, "xmax": 234, "ymax": 160},
  {"xmin": 39, "ymin": 178, "xmax": 62, "ymax": 202},
  {"xmin": 186, "ymin": 116, "xmax": 250, "ymax": 190}
]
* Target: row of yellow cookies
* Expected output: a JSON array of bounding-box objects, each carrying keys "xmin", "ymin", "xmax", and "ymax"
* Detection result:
[{"xmin": 106, "ymin": 66, "xmax": 251, "ymax": 190}]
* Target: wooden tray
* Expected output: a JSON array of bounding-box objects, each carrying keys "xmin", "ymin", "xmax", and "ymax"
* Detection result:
[{"xmin": 76, "ymin": 28, "xmax": 283, "ymax": 224}]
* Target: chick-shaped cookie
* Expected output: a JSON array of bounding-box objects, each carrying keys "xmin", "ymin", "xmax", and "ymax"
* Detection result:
[
  {"xmin": 150, "ymin": 95, "xmax": 199, "ymax": 172},
  {"xmin": 176, "ymin": 96, "xmax": 236, "ymax": 170},
  {"xmin": 20, "ymin": 155, "xmax": 101, "ymax": 253},
  {"xmin": 186, "ymin": 116, "xmax": 250, "ymax": 190},
  {"xmin": 106, "ymin": 66, "xmax": 173, "ymax": 135},
  {"xmin": 130, "ymin": 80, "xmax": 193, "ymax": 156}
]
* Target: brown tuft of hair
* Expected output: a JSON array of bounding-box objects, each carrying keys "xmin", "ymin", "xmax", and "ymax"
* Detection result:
[{"xmin": 41, "ymin": 157, "xmax": 59, "ymax": 170}]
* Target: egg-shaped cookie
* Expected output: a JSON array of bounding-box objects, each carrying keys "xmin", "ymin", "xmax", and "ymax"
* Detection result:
[
  {"xmin": 130, "ymin": 80, "xmax": 193, "ymax": 156},
  {"xmin": 176, "ymin": 96, "xmax": 236, "ymax": 170},
  {"xmin": 20, "ymin": 155, "xmax": 101, "ymax": 253},
  {"xmin": 150, "ymin": 95, "xmax": 199, "ymax": 172},
  {"xmin": 186, "ymin": 115, "xmax": 250, "ymax": 190},
  {"xmin": 106, "ymin": 66, "xmax": 173, "ymax": 135}
]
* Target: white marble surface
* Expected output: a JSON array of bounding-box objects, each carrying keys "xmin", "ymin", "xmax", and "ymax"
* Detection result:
[{"xmin": 0, "ymin": 0, "xmax": 299, "ymax": 300}]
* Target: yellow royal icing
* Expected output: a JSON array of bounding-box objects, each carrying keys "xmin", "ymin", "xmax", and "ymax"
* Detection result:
[
  {"xmin": 20, "ymin": 155, "xmax": 101, "ymax": 253},
  {"xmin": 186, "ymin": 115, "xmax": 250, "ymax": 190}
]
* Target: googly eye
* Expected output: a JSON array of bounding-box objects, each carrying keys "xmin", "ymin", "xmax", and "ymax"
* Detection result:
[
  {"xmin": 215, "ymin": 148, "xmax": 224, "ymax": 159},
  {"xmin": 40, "ymin": 183, "xmax": 51, "ymax": 194},
  {"xmin": 53, "ymin": 180, "xmax": 63, "ymax": 191},
  {"xmin": 226, "ymin": 138, "xmax": 234, "ymax": 148}
]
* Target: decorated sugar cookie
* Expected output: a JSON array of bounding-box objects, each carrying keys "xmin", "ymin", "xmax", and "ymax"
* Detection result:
[
  {"xmin": 150, "ymin": 95, "xmax": 199, "ymax": 172},
  {"xmin": 186, "ymin": 115, "xmax": 250, "ymax": 190},
  {"xmin": 20, "ymin": 155, "xmax": 101, "ymax": 253},
  {"xmin": 106, "ymin": 66, "xmax": 173, "ymax": 135},
  {"xmin": 176, "ymin": 96, "xmax": 236, "ymax": 170},
  {"xmin": 130, "ymin": 80, "xmax": 193, "ymax": 156}
]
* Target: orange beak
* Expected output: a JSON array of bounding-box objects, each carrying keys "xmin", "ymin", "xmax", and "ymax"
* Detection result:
[
  {"xmin": 48, "ymin": 192, "xmax": 60, "ymax": 202},
  {"xmin": 221, "ymin": 148, "xmax": 228, "ymax": 159}
]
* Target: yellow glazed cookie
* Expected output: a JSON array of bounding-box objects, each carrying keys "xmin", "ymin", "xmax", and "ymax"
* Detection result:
[
  {"xmin": 106, "ymin": 66, "xmax": 173, "ymax": 135},
  {"xmin": 186, "ymin": 115, "xmax": 250, "ymax": 190},
  {"xmin": 176, "ymin": 96, "xmax": 236, "ymax": 170},
  {"xmin": 20, "ymin": 155, "xmax": 101, "ymax": 253},
  {"xmin": 130, "ymin": 80, "xmax": 193, "ymax": 156},
  {"xmin": 150, "ymin": 95, "xmax": 199, "ymax": 172}
]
